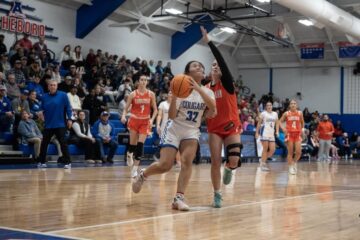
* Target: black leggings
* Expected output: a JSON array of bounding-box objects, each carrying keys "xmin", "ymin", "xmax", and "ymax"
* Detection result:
[{"xmin": 39, "ymin": 128, "xmax": 70, "ymax": 164}]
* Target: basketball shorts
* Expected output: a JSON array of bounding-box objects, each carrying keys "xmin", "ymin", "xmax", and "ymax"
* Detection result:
[
  {"xmin": 208, "ymin": 121, "xmax": 242, "ymax": 139},
  {"xmin": 285, "ymin": 132, "xmax": 302, "ymax": 143},
  {"xmin": 260, "ymin": 127, "xmax": 275, "ymax": 142},
  {"xmin": 160, "ymin": 120, "xmax": 200, "ymax": 150},
  {"xmin": 260, "ymin": 135, "xmax": 275, "ymax": 142},
  {"xmin": 127, "ymin": 118, "xmax": 150, "ymax": 135}
]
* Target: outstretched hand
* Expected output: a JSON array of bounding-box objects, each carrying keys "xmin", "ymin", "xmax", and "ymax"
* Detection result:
[{"xmin": 200, "ymin": 26, "xmax": 209, "ymax": 43}]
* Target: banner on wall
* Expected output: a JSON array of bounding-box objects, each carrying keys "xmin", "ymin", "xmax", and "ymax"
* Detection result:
[
  {"xmin": 0, "ymin": 0, "xmax": 58, "ymax": 40},
  {"xmin": 338, "ymin": 42, "xmax": 360, "ymax": 58},
  {"xmin": 300, "ymin": 43, "xmax": 325, "ymax": 59}
]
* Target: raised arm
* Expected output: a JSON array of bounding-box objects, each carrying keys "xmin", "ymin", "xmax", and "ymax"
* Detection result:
[{"xmin": 201, "ymin": 26, "xmax": 235, "ymax": 94}]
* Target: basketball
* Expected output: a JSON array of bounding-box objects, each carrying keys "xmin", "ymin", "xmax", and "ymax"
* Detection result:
[{"xmin": 170, "ymin": 74, "xmax": 193, "ymax": 98}]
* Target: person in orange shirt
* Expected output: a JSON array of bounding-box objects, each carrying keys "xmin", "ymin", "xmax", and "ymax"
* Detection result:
[{"xmin": 316, "ymin": 114, "xmax": 334, "ymax": 162}]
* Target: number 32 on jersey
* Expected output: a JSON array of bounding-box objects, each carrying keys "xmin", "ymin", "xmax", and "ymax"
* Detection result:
[{"xmin": 186, "ymin": 111, "xmax": 199, "ymax": 123}]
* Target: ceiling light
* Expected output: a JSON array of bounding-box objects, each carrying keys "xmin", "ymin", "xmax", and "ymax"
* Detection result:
[
  {"xmin": 298, "ymin": 19, "xmax": 314, "ymax": 26},
  {"xmin": 256, "ymin": 0, "xmax": 271, "ymax": 2},
  {"xmin": 220, "ymin": 27, "xmax": 236, "ymax": 34},
  {"xmin": 165, "ymin": 8, "xmax": 183, "ymax": 15}
]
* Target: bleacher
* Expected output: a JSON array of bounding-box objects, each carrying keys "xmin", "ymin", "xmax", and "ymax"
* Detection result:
[{"xmin": 1, "ymin": 111, "xmax": 158, "ymax": 164}]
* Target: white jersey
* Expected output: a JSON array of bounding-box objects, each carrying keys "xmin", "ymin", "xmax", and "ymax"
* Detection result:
[
  {"xmin": 260, "ymin": 111, "xmax": 278, "ymax": 140},
  {"xmin": 160, "ymin": 87, "xmax": 215, "ymax": 149},
  {"xmin": 173, "ymin": 86, "xmax": 215, "ymax": 129},
  {"xmin": 158, "ymin": 100, "xmax": 170, "ymax": 132}
]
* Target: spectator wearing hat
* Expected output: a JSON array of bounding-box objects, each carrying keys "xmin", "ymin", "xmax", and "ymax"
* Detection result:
[
  {"xmin": 5, "ymin": 74, "xmax": 21, "ymax": 100},
  {"xmin": 20, "ymin": 56, "xmax": 29, "ymax": 79},
  {"xmin": 11, "ymin": 89, "xmax": 30, "ymax": 116},
  {"xmin": 26, "ymin": 75, "xmax": 44, "ymax": 100},
  {"xmin": 10, "ymin": 47, "xmax": 25, "ymax": 67},
  {"xmin": 38, "ymin": 80, "xmax": 73, "ymax": 168},
  {"xmin": 67, "ymin": 84, "xmax": 81, "ymax": 119},
  {"xmin": 70, "ymin": 110, "xmax": 100, "ymax": 164},
  {"xmin": 18, "ymin": 110, "xmax": 42, "ymax": 161},
  {"xmin": 33, "ymin": 36, "xmax": 47, "ymax": 57},
  {"xmin": 28, "ymin": 59, "xmax": 44, "ymax": 80},
  {"xmin": 6, "ymin": 60, "xmax": 26, "ymax": 85},
  {"xmin": 0, "ymin": 85, "xmax": 14, "ymax": 132},
  {"xmin": 92, "ymin": 111, "xmax": 117, "ymax": 164},
  {"xmin": 58, "ymin": 76, "xmax": 73, "ymax": 93}
]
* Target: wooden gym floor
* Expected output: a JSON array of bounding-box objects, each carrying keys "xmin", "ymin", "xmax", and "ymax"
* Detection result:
[{"xmin": 0, "ymin": 161, "xmax": 359, "ymax": 240}]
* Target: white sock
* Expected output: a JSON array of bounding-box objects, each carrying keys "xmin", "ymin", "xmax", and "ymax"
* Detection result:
[{"xmin": 132, "ymin": 165, "xmax": 138, "ymax": 171}]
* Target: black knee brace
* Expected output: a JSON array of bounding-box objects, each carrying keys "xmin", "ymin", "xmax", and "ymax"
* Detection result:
[
  {"xmin": 135, "ymin": 142, "xmax": 144, "ymax": 161},
  {"xmin": 128, "ymin": 144, "xmax": 137, "ymax": 154},
  {"xmin": 226, "ymin": 143, "xmax": 243, "ymax": 169}
]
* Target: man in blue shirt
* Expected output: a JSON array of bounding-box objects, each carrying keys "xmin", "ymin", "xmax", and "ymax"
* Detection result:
[
  {"xmin": 38, "ymin": 80, "xmax": 73, "ymax": 168},
  {"xmin": 92, "ymin": 111, "xmax": 117, "ymax": 164},
  {"xmin": 0, "ymin": 84, "xmax": 14, "ymax": 132}
]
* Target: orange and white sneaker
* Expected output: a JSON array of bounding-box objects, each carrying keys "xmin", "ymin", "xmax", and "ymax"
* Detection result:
[{"xmin": 172, "ymin": 195, "xmax": 190, "ymax": 211}]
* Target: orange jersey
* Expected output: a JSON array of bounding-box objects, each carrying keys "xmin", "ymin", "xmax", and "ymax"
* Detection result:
[
  {"xmin": 285, "ymin": 110, "xmax": 302, "ymax": 133},
  {"xmin": 207, "ymin": 81, "xmax": 241, "ymax": 132},
  {"xmin": 317, "ymin": 121, "xmax": 334, "ymax": 140},
  {"xmin": 131, "ymin": 90, "xmax": 151, "ymax": 119}
]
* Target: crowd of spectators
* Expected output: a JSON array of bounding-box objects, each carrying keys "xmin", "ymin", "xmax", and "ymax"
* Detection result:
[
  {"xmin": 239, "ymin": 92, "xmax": 360, "ymax": 160},
  {"xmin": 0, "ymin": 33, "xmax": 359, "ymax": 162},
  {"xmin": 0, "ymin": 33, "xmax": 176, "ymax": 161}
]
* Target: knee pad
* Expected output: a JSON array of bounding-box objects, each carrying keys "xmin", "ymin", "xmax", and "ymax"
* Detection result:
[
  {"xmin": 226, "ymin": 143, "xmax": 243, "ymax": 169},
  {"xmin": 135, "ymin": 142, "xmax": 144, "ymax": 160},
  {"xmin": 128, "ymin": 144, "xmax": 137, "ymax": 154}
]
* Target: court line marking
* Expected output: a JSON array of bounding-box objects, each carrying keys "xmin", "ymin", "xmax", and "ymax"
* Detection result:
[
  {"xmin": 48, "ymin": 189, "xmax": 359, "ymax": 234},
  {"xmin": 0, "ymin": 226, "xmax": 89, "ymax": 240}
]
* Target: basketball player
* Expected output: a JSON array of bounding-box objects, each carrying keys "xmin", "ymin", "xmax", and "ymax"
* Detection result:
[
  {"xmin": 156, "ymin": 91, "xmax": 181, "ymax": 168},
  {"xmin": 278, "ymin": 99, "xmax": 304, "ymax": 175},
  {"xmin": 132, "ymin": 61, "xmax": 216, "ymax": 211},
  {"xmin": 121, "ymin": 75, "xmax": 158, "ymax": 178},
  {"xmin": 255, "ymin": 102, "xmax": 279, "ymax": 171},
  {"xmin": 201, "ymin": 26, "xmax": 242, "ymax": 208}
]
